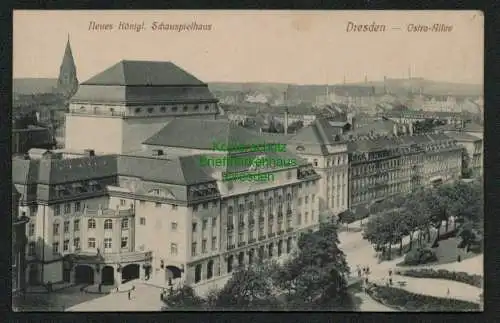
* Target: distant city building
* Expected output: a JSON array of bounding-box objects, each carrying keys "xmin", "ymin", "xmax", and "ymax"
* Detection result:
[
  {"xmin": 14, "ymin": 118, "xmax": 320, "ymax": 289},
  {"xmin": 12, "ymin": 126, "xmax": 55, "ymax": 155},
  {"xmin": 65, "ymin": 60, "xmax": 219, "ymax": 154},
  {"xmin": 380, "ymin": 110, "xmax": 467, "ymax": 126},
  {"xmin": 346, "ymin": 133, "xmax": 463, "ymax": 211},
  {"xmin": 444, "ymin": 132, "xmax": 483, "ymax": 177}
]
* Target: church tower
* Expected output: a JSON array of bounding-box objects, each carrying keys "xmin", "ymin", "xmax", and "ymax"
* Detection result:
[{"xmin": 57, "ymin": 35, "xmax": 78, "ymax": 98}]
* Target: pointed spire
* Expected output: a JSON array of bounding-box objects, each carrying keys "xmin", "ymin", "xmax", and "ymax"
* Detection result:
[{"xmin": 57, "ymin": 35, "xmax": 78, "ymax": 98}]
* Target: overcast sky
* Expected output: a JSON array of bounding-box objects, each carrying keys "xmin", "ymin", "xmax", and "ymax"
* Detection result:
[{"xmin": 13, "ymin": 10, "xmax": 483, "ymax": 85}]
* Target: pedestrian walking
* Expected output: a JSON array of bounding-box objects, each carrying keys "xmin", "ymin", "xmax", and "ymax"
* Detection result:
[
  {"xmin": 357, "ymin": 268, "xmax": 362, "ymax": 277},
  {"xmin": 388, "ymin": 269, "xmax": 392, "ymax": 277},
  {"xmin": 457, "ymin": 254, "xmax": 462, "ymax": 262},
  {"xmin": 98, "ymin": 283, "xmax": 102, "ymax": 293},
  {"xmin": 366, "ymin": 266, "xmax": 370, "ymax": 275},
  {"xmin": 128, "ymin": 290, "xmax": 131, "ymax": 300},
  {"xmin": 446, "ymin": 288, "xmax": 450, "ymax": 297},
  {"xmin": 389, "ymin": 277, "xmax": 393, "ymax": 286}
]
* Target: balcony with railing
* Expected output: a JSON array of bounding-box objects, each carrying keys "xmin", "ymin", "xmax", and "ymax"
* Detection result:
[{"xmin": 73, "ymin": 207, "xmax": 135, "ymax": 218}]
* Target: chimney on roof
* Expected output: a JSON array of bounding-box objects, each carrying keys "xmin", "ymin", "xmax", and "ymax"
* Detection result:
[
  {"xmin": 84, "ymin": 149, "xmax": 95, "ymax": 157},
  {"xmin": 152, "ymin": 149, "xmax": 164, "ymax": 156}
]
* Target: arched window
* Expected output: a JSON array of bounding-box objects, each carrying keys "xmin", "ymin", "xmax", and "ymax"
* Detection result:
[
  {"xmin": 104, "ymin": 219, "xmax": 113, "ymax": 230},
  {"xmin": 121, "ymin": 219, "xmax": 129, "ymax": 230},
  {"xmin": 88, "ymin": 219, "xmax": 96, "ymax": 229}
]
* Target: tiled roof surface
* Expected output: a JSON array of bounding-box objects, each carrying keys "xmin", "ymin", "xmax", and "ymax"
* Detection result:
[
  {"xmin": 71, "ymin": 84, "xmax": 217, "ymax": 104},
  {"xmin": 443, "ymin": 132, "xmax": 481, "ymax": 142},
  {"xmin": 288, "ymin": 118, "xmax": 344, "ymax": 155},
  {"xmin": 346, "ymin": 133, "xmax": 455, "ymax": 153},
  {"xmin": 82, "ymin": 60, "xmax": 205, "ymax": 86},
  {"xmin": 117, "ymin": 155, "xmax": 214, "ymax": 185},
  {"xmin": 143, "ymin": 119, "xmax": 266, "ymax": 149},
  {"xmin": 350, "ymin": 119, "xmax": 398, "ymax": 136}
]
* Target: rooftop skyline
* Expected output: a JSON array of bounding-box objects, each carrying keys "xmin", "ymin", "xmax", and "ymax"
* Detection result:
[{"xmin": 14, "ymin": 10, "xmax": 483, "ymax": 85}]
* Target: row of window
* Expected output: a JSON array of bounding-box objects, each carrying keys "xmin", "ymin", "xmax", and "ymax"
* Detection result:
[
  {"xmin": 28, "ymin": 236, "xmax": 131, "ymax": 256},
  {"xmin": 191, "ymin": 237, "xmax": 218, "ymax": 256},
  {"xmin": 45, "ymin": 218, "xmax": 130, "ymax": 235},
  {"xmin": 133, "ymin": 105, "xmax": 212, "ymax": 114}
]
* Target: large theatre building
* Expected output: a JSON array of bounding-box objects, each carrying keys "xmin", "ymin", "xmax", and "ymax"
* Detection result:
[
  {"xmin": 65, "ymin": 60, "xmax": 219, "ymax": 154},
  {"xmin": 15, "ymin": 75, "xmax": 321, "ymax": 290}
]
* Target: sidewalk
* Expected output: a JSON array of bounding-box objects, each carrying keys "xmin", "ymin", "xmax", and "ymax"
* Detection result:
[{"xmin": 25, "ymin": 282, "xmax": 75, "ymax": 294}]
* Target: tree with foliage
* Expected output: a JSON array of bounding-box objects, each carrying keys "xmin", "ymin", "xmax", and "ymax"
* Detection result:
[
  {"xmin": 162, "ymin": 284, "xmax": 206, "ymax": 310},
  {"xmin": 163, "ymin": 220, "xmax": 353, "ymax": 311}
]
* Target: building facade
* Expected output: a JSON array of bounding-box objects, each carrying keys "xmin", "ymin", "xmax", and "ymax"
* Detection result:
[
  {"xmin": 14, "ymin": 118, "xmax": 320, "ymax": 290},
  {"xmin": 346, "ymin": 133, "xmax": 463, "ymax": 211},
  {"xmin": 285, "ymin": 118, "xmax": 349, "ymax": 217},
  {"xmin": 65, "ymin": 60, "xmax": 219, "ymax": 154},
  {"xmin": 444, "ymin": 132, "xmax": 483, "ymax": 178},
  {"xmin": 12, "ymin": 186, "xmax": 29, "ymax": 296}
]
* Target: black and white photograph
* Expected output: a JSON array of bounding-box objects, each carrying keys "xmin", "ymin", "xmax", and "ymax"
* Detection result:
[{"xmin": 12, "ymin": 10, "xmax": 483, "ymax": 312}]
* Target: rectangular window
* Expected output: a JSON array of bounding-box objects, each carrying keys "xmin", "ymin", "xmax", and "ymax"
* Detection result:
[
  {"xmin": 52, "ymin": 242, "xmax": 59, "ymax": 254},
  {"xmin": 64, "ymin": 221, "xmax": 69, "ymax": 233},
  {"xmin": 64, "ymin": 203, "xmax": 71, "ymax": 214},
  {"xmin": 74, "ymin": 238, "xmax": 80, "ymax": 250},
  {"xmin": 139, "ymin": 200, "xmax": 145, "ymax": 206},
  {"xmin": 211, "ymin": 237, "xmax": 217, "ymax": 250},
  {"xmin": 74, "ymin": 219, "xmax": 80, "ymax": 231},
  {"xmin": 152, "ymin": 189, "xmax": 160, "ymax": 196},
  {"xmin": 238, "ymin": 231, "xmax": 244, "ymax": 243},
  {"xmin": 53, "ymin": 223, "xmax": 60, "ymax": 235},
  {"xmin": 212, "ymin": 217, "xmax": 217, "ymax": 227},
  {"xmin": 203, "ymin": 203, "xmax": 209, "ymax": 209},
  {"xmin": 121, "ymin": 237, "xmax": 128, "ymax": 248},
  {"xmin": 74, "ymin": 202, "xmax": 81, "ymax": 212},
  {"xmin": 193, "ymin": 204, "xmax": 199, "ymax": 212},
  {"xmin": 155, "ymin": 202, "xmax": 162, "ymax": 208},
  {"xmin": 120, "ymin": 199, "xmax": 126, "ymax": 206},
  {"xmin": 172, "ymin": 205, "xmax": 178, "ymax": 210},
  {"xmin": 63, "ymin": 239, "xmax": 69, "ymax": 251},
  {"xmin": 171, "ymin": 222, "xmax": 177, "ymax": 231},
  {"xmin": 191, "ymin": 242, "xmax": 197, "ymax": 256},
  {"xmin": 171, "ymin": 243, "xmax": 178, "ymax": 255},
  {"xmin": 28, "ymin": 242, "xmax": 36, "ymax": 256},
  {"xmin": 28, "ymin": 223, "xmax": 35, "ymax": 236},
  {"xmin": 88, "ymin": 238, "xmax": 96, "ymax": 249},
  {"xmin": 202, "ymin": 239, "xmax": 207, "ymax": 253},
  {"xmin": 55, "ymin": 205, "xmax": 61, "ymax": 216},
  {"xmin": 140, "ymin": 217, "xmax": 146, "ymax": 225},
  {"xmin": 202, "ymin": 219, "xmax": 207, "ymax": 230},
  {"xmin": 192, "ymin": 222, "xmax": 197, "ymax": 232},
  {"xmin": 104, "ymin": 238, "xmax": 112, "ymax": 249}
]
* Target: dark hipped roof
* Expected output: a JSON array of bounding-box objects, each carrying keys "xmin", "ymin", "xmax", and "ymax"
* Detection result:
[
  {"xmin": 346, "ymin": 133, "xmax": 455, "ymax": 153},
  {"xmin": 287, "ymin": 118, "xmax": 344, "ymax": 155},
  {"xmin": 82, "ymin": 60, "xmax": 205, "ymax": 86},
  {"xmin": 12, "ymin": 154, "xmax": 216, "ymax": 186},
  {"xmin": 71, "ymin": 85, "xmax": 216, "ymax": 104},
  {"xmin": 117, "ymin": 154, "xmax": 214, "ymax": 185},
  {"xmin": 143, "ymin": 119, "xmax": 267, "ymax": 149}
]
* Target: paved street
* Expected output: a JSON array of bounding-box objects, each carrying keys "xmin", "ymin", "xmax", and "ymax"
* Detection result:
[
  {"xmin": 14, "ymin": 285, "xmax": 104, "ymax": 312},
  {"xmin": 66, "ymin": 281, "xmax": 165, "ymax": 312}
]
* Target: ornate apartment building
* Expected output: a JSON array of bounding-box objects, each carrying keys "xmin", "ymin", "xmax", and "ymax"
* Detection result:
[
  {"xmin": 346, "ymin": 132, "xmax": 463, "ymax": 211},
  {"xmin": 13, "ymin": 118, "xmax": 320, "ymax": 289},
  {"xmin": 65, "ymin": 60, "xmax": 219, "ymax": 154},
  {"xmin": 285, "ymin": 118, "xmax": 349, "ymax": 216}
]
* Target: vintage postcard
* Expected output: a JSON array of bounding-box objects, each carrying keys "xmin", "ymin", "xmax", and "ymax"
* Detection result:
[{"xmin": 12, "ymin": 10, "xmax": 483, "ymax": 312}]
